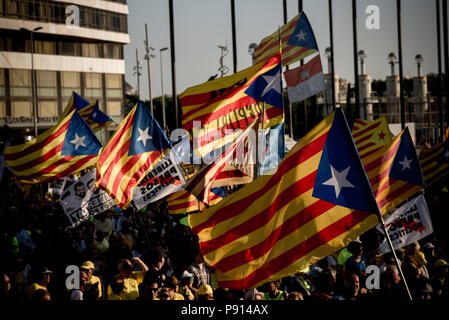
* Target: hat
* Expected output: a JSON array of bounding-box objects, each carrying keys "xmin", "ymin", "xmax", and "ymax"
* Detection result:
[
  {"xmin": 180, "ymin": 270, "xmax": 194, "ymax": 279},
  {"xmin": 434, "ymin": 259, "xmax": 448, "ymax": 269},
  {"xmin": 41, "ymin": 267, "xmax": 53, "ymax": 274},
  {"xmin": 422, "ymin": 243, "xmax": 435, "ymax": 250},
  {"xmin": 198, "ymin": 284, "xmax": 213, "ymax": 296},
  {"xmin": 80, "ymin": 261, "xmax": 95, "ymax": 270},
  {"xmin": 168, "ymin": 275, "xmax": 180, "ymax": 286}
]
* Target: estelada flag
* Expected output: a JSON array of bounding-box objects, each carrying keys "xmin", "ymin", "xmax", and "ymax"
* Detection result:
[
  {"xmin": 362, "ymin": 127, "xmax": 425, "ymax": 215},
  {"xmin": 5, "ymin": 110, "xmax": 102, "ymax": 184},
  {"xmin": 96, "ymin": 101, "xmax": 170, "ymax": 209},
  {"xmin": 61, "ymin": 92, "xmax": 113, "ymax": 132},
  {"xmin": 189, "ymin": 108, "xmax": 381, "ymax": 289},
  {"xmin": 352, "ymin": 116, "xmax": 393, "ymax": 158},
  {"xmin": 254, "ymin": 11, "xmax": 318, "ymax": 66},
  {"xmin": 167, "ymin": 187, "xmax": 225, "ymax": 215},
  {"xmin": 419, "ymin": 137, "xmax": 449, "ymax": 186},
  {"xmin": 180, "ymin": 54, "xmax": 283, "ymax": 159},
  {"xmin": 284, "ymin": 54, "xmax": 325, "ymax": 102}
]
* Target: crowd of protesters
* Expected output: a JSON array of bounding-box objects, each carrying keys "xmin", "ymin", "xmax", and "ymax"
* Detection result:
[{"xmin": 0, "ymin": 168, "xmax": 448, "ymax": 302}]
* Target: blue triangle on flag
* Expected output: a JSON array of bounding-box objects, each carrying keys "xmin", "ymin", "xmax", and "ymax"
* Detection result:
[
  {"xmin": 287, "ymin": 12, "xmax": 319, "ymax": 50},
  {"xmin": 389, "ymin": 127, "xmax": 426, "ymax": 187},
  {"xmin": 61, "ymin": 111, "xmax": 102, "ymax": 156},
  {"xmin": 73, "ymin": 92, "xmax": 91, "ymax": 110},
  {"xmin": 128, "ymin": 102, "xmax": 171, "ymax": 156},
  {"xmin": 312, "ymin": 108, "xmax": 379, "ymax": 214},
  {"xmin": 261, "ymin": 122, "xmax": 285, "ymax": 174},
  {"xmin": 88, "ymin": 101, "xmax": 112, "ymax": 124},
  {"xmin": 244, "ymin": 63, "xmax": 283, "ymax": 108},
  {"xmin": 210, "ymin": 187, "xmax": 226, "ymax": 199}
]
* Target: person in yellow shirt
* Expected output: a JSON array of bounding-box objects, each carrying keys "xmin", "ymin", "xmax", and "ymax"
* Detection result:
[
  {"xmin": 26, "ymin": 267, "xmax": 52, "ymax": 301},
  {"xmin": 107, "ymin": 257, "xmax": 148, "ymax": 300},
  {"xmin": 80, "ymin": 260, "xmax": 103, "ymax": 300}
]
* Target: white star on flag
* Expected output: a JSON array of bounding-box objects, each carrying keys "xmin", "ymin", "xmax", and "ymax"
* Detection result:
[
  {"xmin": 294, "ymin": 29, "xmax": 307, "ymax": 42},
  {"xmin": 136, "ymin": 127, "xmax": 152, "ymax": 147},
  {"xmin": 70, "ymin": 133, "xmax": 86, "ymax": 150},
  {"xmin": 399, "ymin": 155, "xmax": 412, "ymax": 171},
  {"xmin": 261, "ymin": 71, "xmax": 281, "ymax": 97},
  {"xmin": 322, "ymin": 165, "xmax": 355, "ymax": 199}
]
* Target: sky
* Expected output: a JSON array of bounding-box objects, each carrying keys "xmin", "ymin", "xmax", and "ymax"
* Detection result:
[{"xmin": 124, "ymin": 0, "xmax": 441, "ymax": 101}]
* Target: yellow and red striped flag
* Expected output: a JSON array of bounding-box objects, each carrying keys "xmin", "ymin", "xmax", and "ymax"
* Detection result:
[
  {"xmin": 184, "ymin": 118, "xmax": 259, "ymax": 205},
  {"xmin": 62, "ymin": 92, "xmax": 113, "ymax": 132},
  {"xmin": 254, "ymin": 11, "xmax": 318, "ymax": 66},
  {"xmin": 360, "ymin": 127, "xmax": 425, "ymax": 215},
  {"xmin": 419, "ymin": 139, "xmax": 449, "ymax": 186},
  {"xmin": 4, "ymin": 110, "xmax": 102, "ymax": 184},
  {"xmin": 352, "ymin": 116, "xmax": 393, "ymax": 158},
  {"xmin": 180, "ymin": 54, "xmax": 284, "ymax": 159},
  {"xmin": 167, "ymin": 188, "xmax": 224, "ymax": 215},
  {"xmin": 189, "ymin": 108, "xmax": 381, "ymax": 289},
  {"xmin": 96, "ymin": 102, "xmax": 170, "ymax": 209}
]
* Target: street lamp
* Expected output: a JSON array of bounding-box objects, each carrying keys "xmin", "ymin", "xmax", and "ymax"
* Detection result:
[
  {"xmin": 388, "ymin": 52, "xmax": 398, "ymax": 76},
  {"xmin": 132, "ymin": 48, "xmax": 142, "ymax": 98},
  {"xmin": 160, "ymin": 47, "xmax": 169, "ymax": 132},
  {"xmin": 144, "ymin": 24, "xmax": 156, "ymax": 114},
  {"xmin": 248, "ymin": 43, "xmax": 258, "ymax": 65},
  {"xmin": 20, "ymin": 26, "xmax": 42, "ymax": 137},
  {"xmin": 415, "ymin": 54, "xmax": 424, "ymax": 77},
  {"xmin": 358, "ymin": 49, "xmax": 367, "ymax": 75}
]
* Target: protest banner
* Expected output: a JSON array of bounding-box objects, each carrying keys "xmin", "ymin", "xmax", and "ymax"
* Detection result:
[
  {"xmin": 132, "ymin": 150, "xmax": 186, "ymax": 210},
  {"xmin": 60, "ymin": 169, "xmax": 115, "ymax": 228},
  {"xmin": 378, "ymin": 194, "xmax": 433, "ymax": 253},
  {"xmin": 49, "ymin": 177, "xmax": 68, "ymax": 196}
]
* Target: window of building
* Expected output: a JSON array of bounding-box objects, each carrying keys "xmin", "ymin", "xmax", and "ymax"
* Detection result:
[
  {"xmin": 10, "ymin": 69, "xmax": 31, "ymax": 97},
  {"xmin": 107, "ymin": 101, "xmax": 121, "ymax": 117},
  {"xmin": 82, "ymin": 43, "xmax": 100, "ymax": 58},
  {"xmin": 59, "ymin": 41, "xmax": 79, "ymax": 56},
  {"xmin": 103, "ymin": 44, "xmax": 122, "ymax": 59},
  {"xmin": 37, "ymin": 71, "xmax": 57, "ymax": 97},
  {"xmin": 85, "ymin": 73, "xmax": 102, "ymax": 99},
  {"xmin": 38, "ymin": 100, "xmax": 57, "ymax": 117},
  {"xmin": 11, "ymin": 101, "xmax": 32, "ymax": 117},
  {"xmin": 105, "ymin": 74, "xmax": 122, "ymax": 89},
  {"xmin": 61, "ymin": 71, "xmax": 80, "ymax": 97},
  {"xmin": 34, "ymin": 40, "xmax": 56, "ymax": 55},
  {"xmin": 0, "ymin": 101, "xmax": 5, "ymax": 118}
]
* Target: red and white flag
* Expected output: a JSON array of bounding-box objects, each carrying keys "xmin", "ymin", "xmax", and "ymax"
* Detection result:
[{"xmin": 284, "ymin": 54, "xmax": 325, "ymax": 102}]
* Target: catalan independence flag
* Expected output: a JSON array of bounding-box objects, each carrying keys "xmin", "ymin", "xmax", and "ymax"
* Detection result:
[
  {"xmin": 352, "ymin": 116, "xmax": 393, "ymax": 158},
  {"xmin": 360, "ymin": 127, "xmax": 425, "ymax": 215},
  {"xmin": 180, "ymin": 54, "xmax": 284, "ymax": 159},
  {"xmin": 96, "ymin": 101, "xmax": 170, "ymax": 209},
  {"xmin": 189, "ymin": 108, "xmax": 381, "ymax": 289},
  {"xmin": 167, "ymin": 188, "xmax": 225, "ymax": 215},
  {"xmin": 62, "ymin": 92, "xmax": 113, "ymax": 132},
  {"xmin": 419, "ymin": 138, "xmax": 449, "ymax": 186},
  {"xmin": 254, "ymin": 11, "xmax": 318, "ymax": 66},
  {"xmin": 184, "ymin": 118, "xmax": 259, "ymax": 205},
  {"xmin": 4, "ymin": 110, "xmax": 102, "ymax": 184}
]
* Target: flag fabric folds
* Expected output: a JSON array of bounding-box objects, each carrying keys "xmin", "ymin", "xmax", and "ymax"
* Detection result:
[
  {"xmin": 254, "ymin": 11, "xmax": 318, "ymax": 66},
  {"xmin": 96, "ymin": 101, "xmax": 170, "ymax": 209},
  {"xmin": 360, "ymin": 127, "xmax": 425, "ymax": 215},
  {"xmin": 284, "ymin": 54, "xmax": 325, "ymax": 102},
  {"xmin": 62, "ymin": 92, "xmax": 113, "ymax": 132},
  {"xmin": 189, "ymin": 108, "xmax": 381, "ymax": 289},
  {"xmin": 184, "ymin": 118, "xmax": 259, "ymax": 205},
  {"xmin": 352, "ymin": 116, "xmax": 393, "ymax": 158},
  {"xmin": 4, "ymin": 110, "xmax": 102, "ymax": 184},
  {"xmin": 167, "ymin": 188, "xmax": 224, "ymax": 215},
  {"xmin": 180, "ymin": 54, "xmax": 284, "ymax": 158},
  {"xmin": 419, "ymin": 137, "xmax": 449, "ymax": 186}
]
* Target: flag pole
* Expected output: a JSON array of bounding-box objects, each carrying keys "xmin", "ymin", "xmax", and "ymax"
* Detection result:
[
  {"xmin": 257, "ymin": 102, "xmax": 266, "ymax": 178},
  {"xmin": 378, "ymin": 214, "xmax": 414, "ymax": 301},
  {"xmin": 329, "ymin": 0, "xmax": 337, "ymax": 110},
  {"xmin": 436, "ymin": 0, "xmax": 444, "ymax": 141}
]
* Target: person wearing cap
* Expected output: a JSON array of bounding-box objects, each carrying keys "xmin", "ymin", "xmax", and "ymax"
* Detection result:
[
  {"xmin": 165, "ymin": 275, "xmax": 184, "ymax": 300},
  {"xmin": 80, "ymin": 260, "xmax": 103, "ymax": 300},
  {"xmin": 107, "ymin": 257, "xmax": 148, "ymax": 300},
  {"xmin": 430, "ymin": 259, "xmax": 448, "ymax": 299},
  {"xmin": 197, "ymin": 284, "xmax": 214, "ymax": 300},
  {"xmin": 178, "ymin": 270, "xmax": 195, "ymax": 300},
  {"xmin": 26, "ymin": 267, "xmax": 52, "ymax": 301},
  {"xmin": 422, "ymin": 242, "xmax": 436, "ymax": 270}
]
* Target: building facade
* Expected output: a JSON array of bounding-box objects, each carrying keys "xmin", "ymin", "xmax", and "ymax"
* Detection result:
[{"xmin": 0, "ymin": 0, "xmax": 129, "ymax": 138}]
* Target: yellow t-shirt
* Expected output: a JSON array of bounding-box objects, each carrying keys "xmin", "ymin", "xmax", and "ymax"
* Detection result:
[
  {"xmin": 26, "ymin": 283, "xmax": 47, "ymax": 300},
  {"xmin": 89, "ymin": 275, "xmax": 103, "ymax": 300},
  {"xmin": 107, "ymin": 271, "xmax": 144, "ymax": 300},
  {"xmin": 174, "ymin": 292, "xmax": 185, "ymax": 300}
]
